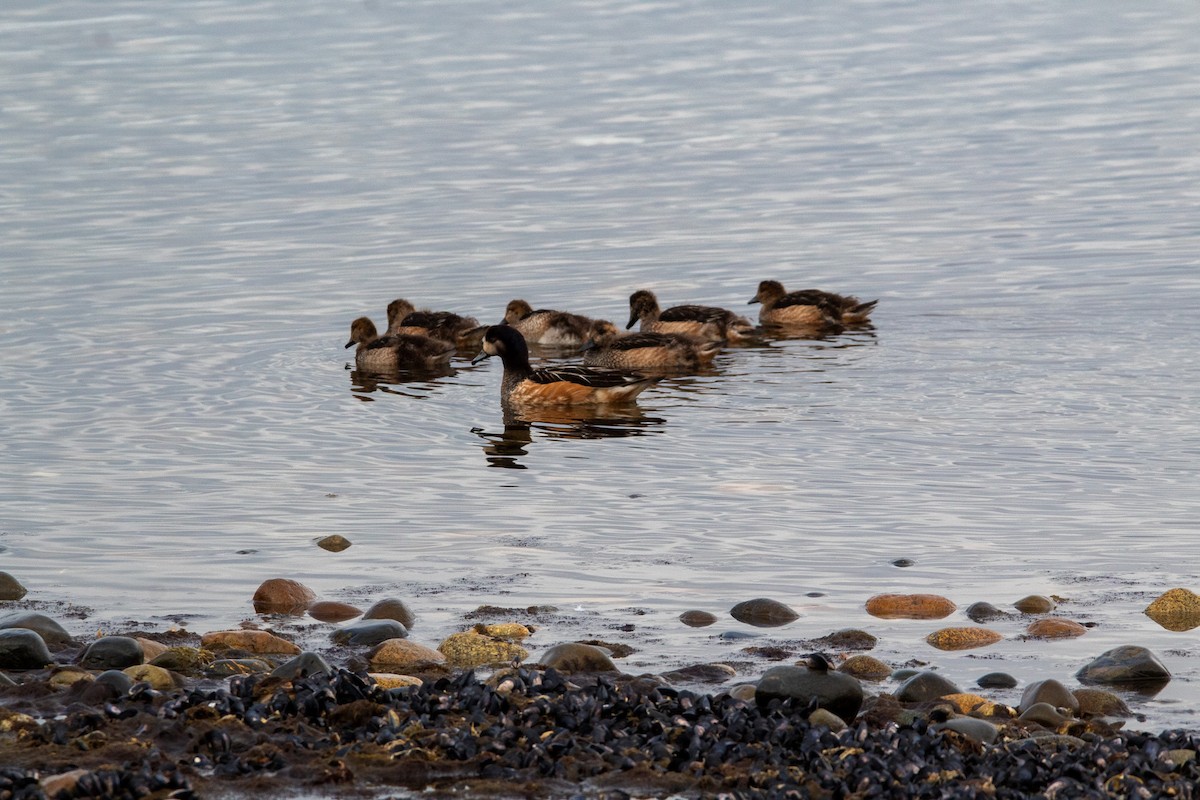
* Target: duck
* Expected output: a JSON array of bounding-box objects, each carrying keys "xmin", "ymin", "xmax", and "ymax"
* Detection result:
[
  {"xmin": 471, "ymin": 324, "xmax": 660, "ymax": 406},
  {"xmin": 749, "ymin": 280, "xmax": 877, "ymax": 326},
  {"xmin": 385, "ymin": 298, "xmax": 487, "ymax": 349},
  {"xmin": 581, "ymin": 320, "xmax": 722, "ymax": 372},
  {"xmin": 345, "ymin": 316, "xmax": 455, "ymax": 371},
  {"xmin": 626, "ymin": 289, "xmax": 755, "ymax": 343},
  {"xmin": 501, "ymin": 299, "xmax": 603, "ymax": 347}
]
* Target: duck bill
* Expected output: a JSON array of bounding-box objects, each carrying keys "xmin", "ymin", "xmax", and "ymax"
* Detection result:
[
  {"xmin": 625, "ymin": 312, "xmax": 638, "ymax": 329},
  {"xmin": 471, "ymin": 351, "xmax": 491, "ymax": 365},
  {"xmin": 344, "ymin": 339, "xmax": 356, "ymax": 348}
]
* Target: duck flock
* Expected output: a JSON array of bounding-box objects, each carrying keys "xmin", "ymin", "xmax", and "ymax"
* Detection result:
[{"xmin": 345, "ymin": 283, "xmax": 877, "ymax": 407}]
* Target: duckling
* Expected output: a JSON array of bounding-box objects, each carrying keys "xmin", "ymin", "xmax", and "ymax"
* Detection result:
[
  {"xmin": 626, "ymin": 289, "xmax": 755, "ymax": 343},
  {"xmin": 749, "ymin": 280, "xmax": 877, "ymax": 326},
  {"xmin": 345, "ymin": 316, "xmax": 455, "ymax": 371},
  {"xmin": 472, "ymin": 325, "xmax": 660, "ymax": 406},
  {"xmin": 385, "ymin": 298, "xmax": 486, "ymax": 349},
  {"xmin": 502, "ymin": 299, "xmax": 602, "ymax": 347},
  {"xmin": 582, "ymin": 320, "xmax": 722, "ymax": 372}
]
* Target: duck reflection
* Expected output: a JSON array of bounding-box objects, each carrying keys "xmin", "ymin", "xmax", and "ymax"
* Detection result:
[
  {"xmin": 347, "ymin": 364, "xmax": 456, "ymax": 401},
  {"xmin": 472, "ymin": 405, "xmax": 666, "ymax": 469}
]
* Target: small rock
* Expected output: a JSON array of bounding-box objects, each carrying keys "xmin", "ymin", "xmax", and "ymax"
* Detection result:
[
  {"xmin": 1020, "ymin": 679, "xmax": 1080, "ymax": 714},
  {"xmin": 122, "ymin": 664, "xmax": 179, "ymax": 690},
  {"xmin": 896, "ymin": 671, "xmax": 961, "ymax": 703},
  {"xmin": 812, "ymin": 628, "xmax": 877, "ymax": 650},
  {"xmin": 438, "ymin": 631, "xmax": 527, "ymax": 667},
  {"xmin": 865, "ymin": 594, "xmax": 956, "ymax": 620},
  {"xmin": 1026, "ymin": 618, "xmax": 1087, "ymax": 639},
  {"xmin": 891, "ymin": 558, "xmax": 916, "ymax": 568},
  {"xmin": 201, "ymin": 629, "xmax": 301, "ymax": 655},
  {"xmin": 661, "ymin": 663, "xmax": 736, "ymax": 684},
  {"xmin": 926, "ymin": 627, "xmax": 1003, "ymax": 651},
  {"xmin": 94, "ymin": 669, "xmax": 135, "ymax": 693},
  {"xmin": 808, "ymin": 708, "xmax": 847, "ymax": 732},
  {"xmin": 1019, "ymin": 702, "xmax": 1072, "ymax": 728},
  {"xmin": 1014, "ymin": 595, "xmax": 1056, "ymax": 614},
  {"xmin": 0, "ymin": 611, "xmax": 72, "ymax": 647},
  {"xmin": 938, "ymin": 717, "xmax": 999, "ymax": 745},
  {"xmin": 48, "ymin": 668, "xmax": 93, "ymax": 689},
  {"xmin": 0, "ymin": 572, "xmax": 27, "ymax": 601},
  {"xmin": 316, "ymin": 535, "xmax": 352, "ymax": 552},
  {"xmin": 728, "ymin": 684, "xmax": 756, "ymax": 702},
  {"xmin": 730, "ymin": 598, "xmax": 799, "ymax": 627},
  {"xmin": 369, "ymin": 638, "xmax": 446, "ymax": 671},
  {"xmin": 679, "ymin": 610, "xmax": 718, "ymax": 627},
  {"xmin": 136, "ymin": 638, "xmax": 169, "ymax": 661},
  {"xmin": 941, "ymin": 693, "xmax": 989, "ymax": 714},
  {"xmin": 251, "ymin": 578, "xmax": 317, "ymax": 615},
  {"xmin": 149, "ymin": 646, "xmax": 214, "ymax": 676},
  {"xmin": 370, "ymin": 673, "xmax": 423, "ymax": 689},
  {"xmin": 271, "ymin": 651, "xmax": 333, "ymax": 680},
  {"xmin": 538, "ymin": 642, "xmax": 617, "ymax": 672},
  {"xmin": 40, "ymin": 769, "xmax": 89, "ymax": 798},
  {"xmin": 1076, "ymin": 645, "xmax": 1171, "ymax": 687},
  {"xmin": 205, "ymin": 658, "xmax": 273, "ymax": 678},
  {"xmin": 838, "ymin": 655, "xmax": 892, "ymax": 681},
  {"xmin": 965, "ymin": 602, "xmax": 1012, "ymax": 623},
  {"xmin": 1012, "ymin": 733, "xmax": 1086, "ymax": 749},
  {"xmin": 363, "ymin": 598, "xmax": 417, "ymax": 629},
  {"xmin": 756, "ymin": 664, "xmax": 864, "ymax": 724},
  {"xmin": 977, "ymin": 672, "xmax": 1018, "ymax": 689},
  {"xmin": 331, "ymin": 619, "xmax": 408, "ymax": 647},
  {"xmin": 308, "ymin": 601, "xmax": 363, "ymax": 623},
  {"xmin": 1144, "ymin": 588, "xmax": 1200, "ymax": 632},
  {"xmin": 476, "ymin": 622, "xmax": 531, "ymax": 640},
  {"xmin": 1162, "ymin": 749, "xmax": 1196, "ymax": 768},
  {"xmin": 0, "ymin": 629, "xmax": 52, "ymax": 670},
  {"xmin": 1073, "ymin": 688, "xmax": 1132, "ymax": 718}
]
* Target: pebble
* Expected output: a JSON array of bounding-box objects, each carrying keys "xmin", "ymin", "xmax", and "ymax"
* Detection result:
[
  {"xmin": 729, "ymin": 598, "xmax": 799, "ymax": 627},
  {"xmin": 896, "ymin": 671, "xmax": 961, "ymax": 703},
  {"xmin": 811, "ymin": 628, "xmax": 877, "ymax": 650},
  {"xmin": 123, "ymin": 664, "xmax": 179, "ymax": 690},
  {"xmin": 370, "ymin": 673, "xmax": 423, "ymax": 689},
  {"xmin": 660, "ymin": 663, "xmax": 736, "ymax": 684},
  {"xmin": 308, "ymin": 600, "xmax": 364, "ymax": 623},
  {"xmin": 0, "ymin": 610, "xmax": 72, "ymax": 647},
  {"xmin": 964, "ymin": 601, "xmax": 1012, "ymax": 623},
  {"xmin": 438, "ymin": 631, "xmax": 528, "ymax": 667},
  {"xmin": 940, "ymin": 693, "xmax": 989, "ymax": 714},
  {"xmin": 1076, "ymin": 645, "xmax": 1171, "ymax": 687},
  {"xmin": 755, "ymin": 663, "xmax": 864, "ymax": 724},
  {"xmin": 1073, "ymin": 688, "xmax": 1132, "ymax": 718},
  {"xmin": 201, "ymin": 629, "xmax": 302, "ymax": 655},
  {"xmin": 251, "ymin": 578, "xmax": 318, "ymax": 615},
  {"xmin": 205, "ymin": 658, "xmax": 273, "ymax": 677},
  {"xmin": 976, "ymin": 671, "xmax": 1018, "ymax": 689},
  {"xmin": 369, "ymin": 638, "xmax": 446, "ymax": 671},
  {"xmin": 476, "ymin": 622, "xmax": 532, "ymax": 640},
  {"xmin": 331, "ymin": 619, "xmax": 408, "ymax": 647},
  {"xmin": 48, "ymin": 667, "xmax": 93, "ymax": 689},
  {"xmin": 679, "ymin": 610, "xmax": 718, "ymax": 627},
  {"xmin": 937, "ymin": 717, "xmax": 1000, "ymax": 745},
  {"xmin": 94, "ymin": 669, "xmax": 135, "ymax": 693},
  {"xmin": 538, "ymin": 642, "xmax": 617, "ymax": 672},
  {"xmin": 891, "ymin": 558, "xmax": 916, "ymax": 568},
  {"xmin": 1014, "ymin": 594, "xmax": 1056, "ymax": 614},
  {"xmin": 1144, "ymin": 587, "xmax": 1200, "ymax": 631},
  {"xmin": 925, "ymin": 626, "xmax": 1003, "ymax": 651},
  {"xmin": 80, "ymin": 636, "xmax": 144, "ymax": 670},
  {"xmin": 316, "ymin": 534, "xmax": 352, "ymax": 552},
  {"xmin": 0, "ymin": 628, "xmax": 53, "ymax": 669},
  {"xmin": 808, "ymin": 708, "xmax": 847, "ymax": 732},
  {"xmin": 136, "ymin": 637, "xmax": 169, "ymax": 661},
  {"xmin": 1020, "ymin": 679, "xmax": 1080, "ymax": 715},
  {"xmin": 1019, "ymin": 702, "xmax": 1072, "ymax": 728},
  {"xmin": 271, "ymin": 651, "xmax": 333, "ymax": 680},
  {"xmin": 0, "ymin": 571, "xmax": 27, "ymax": 601},
  {"xmin": 150, "ymin": 646, "xmax": 214, "ymax": 676},
  {"xmin": 838, "ymin": 654, "xmax": 892, "ymax": 681},
  {"xmin": 363, "ymin": 598, "xmax": 418, "ymax": 629},
  {"xmin": 865, "ymin": 593, "xmax": 956, "ymax": 620},
  {"xmin": 728, "ymin": 683, "xmax": 756, "ymax": 702},
  {"xmin": 1026, "ymin": 617, "xmax": 1088, "ymax": 639}
]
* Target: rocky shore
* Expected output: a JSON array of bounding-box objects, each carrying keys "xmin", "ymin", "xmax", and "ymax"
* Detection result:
[{"xmin": 1, "ymin": 573, "xmax": 1199, "ymax": 798}]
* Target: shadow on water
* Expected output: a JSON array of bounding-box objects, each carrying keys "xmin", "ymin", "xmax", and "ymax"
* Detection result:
[
  {"xmin": 471, "ymin": 405, "xmax": 667, "ymax": 469},
  {"xmin": 347, "ymin": 365, "xmax": 457, "ymax": 401}
]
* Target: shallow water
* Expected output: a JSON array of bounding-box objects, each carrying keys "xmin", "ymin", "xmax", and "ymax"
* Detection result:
[{"xmin": 2, "ymin": 0, "xmax": 1199, "ymax": 730}]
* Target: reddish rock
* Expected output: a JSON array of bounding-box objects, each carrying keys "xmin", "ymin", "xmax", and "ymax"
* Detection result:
[
  {"xmin": 865, "ymin": 594, "xmax": 956, "ymax": 620},
  {"xmin": 201, "ymin": 630, "xmax": 301, "ymax": 655},
  {"xmin": 925, "ymin": 627, "xmax": 1002, "ymax": 651},
  {"xmin": 308, "ymin": 601, "xmax": 363, "ymax": 623},
  {"xmin": 1026, "ymin": 618, "xmax": 1087, "ymax": 639},
  {"xmin": 252, "ymin": 579, "xmax": 317, "ymax": 615}
]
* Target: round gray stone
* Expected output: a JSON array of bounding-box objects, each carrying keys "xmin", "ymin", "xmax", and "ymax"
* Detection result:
[
  {"xmin": 0, "ymin": 572, "xmax": 27, "ymax": 601},
  {"xmin": 362, "ymin": 598, "xmax": 417, "ymax": 629},
  {"xmin": 755, "ymin": 664, "xmax": 864, "ymax": 724},
  {"xmin": 730, "ymin": 598, "xmax": 799, "ymax": 627},
  {"xmin": 1076, "ymin": 645, "xmax": 1171, "ymax": 687},
  {"xmin": 538, "ymin": 642, "xmax": 617, "ymax": 673},
  {"xmin": 79, "ymin": 636, "xmax": 144, "ymax": 670},
  {"xmin": 0, "ymin": 611, "xmax": 72, "ymax": 647},
  {"xmin": 937, "ymin": 717, "xmax": 999, "ymax": 745},
  {"xmin": 94, "ymin": 669, "xmax": 135, "ymax": 693},
  {"xmin": 977, "ymin": 672, "xmax": 1018, "ymax": 689},
  {"xmin": 896, "ymin": 670, "xmax": 961, "ymax": 703},
  {"xmin": 0, "ymin": 629, "xmax": 52, "ymax": 669},
  {"xmin": 271, "ymin": 651, "xmax": 333, "ymax": 680},
  {"xmin": 1020, "ymin": 678, "xmax": 1080, "ymax": 714},
  {"xmin": 330, "ymin": 619, "xmax": 408, "ymax": 647}
]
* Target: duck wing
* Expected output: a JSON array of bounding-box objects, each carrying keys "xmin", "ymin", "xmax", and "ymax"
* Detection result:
[
  {"xmin": 529, "ymin": 365, "xmax": 649, "ymax": 388},
  {"xmin": 660, "ymin": 304, "xmax": 733, "ymax": 324}
]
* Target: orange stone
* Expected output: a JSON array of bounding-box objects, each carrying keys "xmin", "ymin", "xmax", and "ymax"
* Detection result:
[
  {"xmin": 941, "ymin": 693, "xmax": 988, "ymax": 714},
  {"xmin": 1026, "ymin": 618, "xmax": 1088, "ymax": 639},
  {"xmin": 252, "ymin": 578, "xmax": 317, "ymax": 615},
  {"xmin": 307, "ymin": 601, "xmax": 363, "ymax": 623},
  {"xmin": 1145, "ymin": 588, "xmax": 1200, "ymax": 632},
  {"xmin": 201, "ymin": 630, "xmax": 301, "ymax": 655},
  {"xmin": 925, "ymin": 627, "xmax": 1002, "ymax": 651},
  {"xmin": 865, "ymin": 594, "xmax": 957, "ymax": 620}
]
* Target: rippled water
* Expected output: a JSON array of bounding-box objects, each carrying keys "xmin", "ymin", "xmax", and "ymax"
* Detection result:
[{"xmin": 2, "ymin": 0, "xmax": 1199, "ymax": 730}]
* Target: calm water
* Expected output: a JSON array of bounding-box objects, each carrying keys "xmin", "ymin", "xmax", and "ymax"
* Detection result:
[{"xmin": 2, "ymin": 1, "xmax": 1199, "ymax": 730}]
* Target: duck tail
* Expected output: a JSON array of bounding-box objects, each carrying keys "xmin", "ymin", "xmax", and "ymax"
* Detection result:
[{"xmin": 843, "ymin": 299, "xmax": 878, "ymax": 323}]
